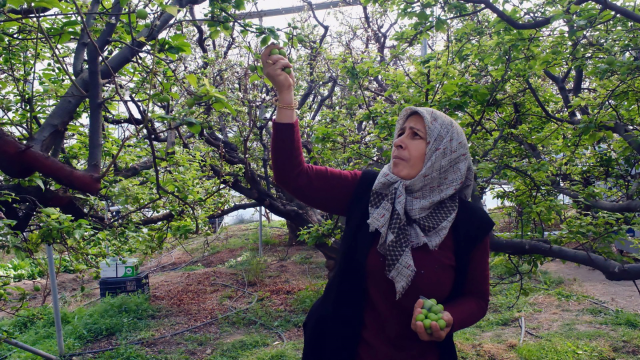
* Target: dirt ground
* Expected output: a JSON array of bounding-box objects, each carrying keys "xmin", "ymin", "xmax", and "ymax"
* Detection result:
[{"xmin": 541, "ymin": 259, "xmax": 640, "ymax": 313}]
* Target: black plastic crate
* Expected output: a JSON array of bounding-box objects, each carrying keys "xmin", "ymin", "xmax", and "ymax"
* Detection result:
[{"xmin": 99, "ymin": 272, "xmax": 150, "ymax": 298}]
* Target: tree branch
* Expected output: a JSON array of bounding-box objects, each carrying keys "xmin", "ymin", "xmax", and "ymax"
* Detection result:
[
  {"xmin": 491, "ymin": 235, "xmax": 640, "ymax": 281},
  {"xmin": 524, "ymin": 79, "xmax": 577, "ymax": 125},
  {"xmin": 460, "ymin": 0, "xmax": 551, "ymax": 29},
  {"xmin": 139, "ymin": 211, "xmax": 176, "ymax": 225},
  {"xmin": 208, "ymin": 202, "xmax": 260, "ymax": 219},
  {"xmin": 29, "ymin": 0, "xmax": 208, "ymax": 154},
  {"xmin": 73, "ymin": 0, "xmax": 101, "ymax": 77},
  {"xmin": 86, "ymin": 25, "xmax": 103, "ymax": 174},
  {"xmin": 0, "ymin": 129, "xmax": 101, "ymax": 194}
]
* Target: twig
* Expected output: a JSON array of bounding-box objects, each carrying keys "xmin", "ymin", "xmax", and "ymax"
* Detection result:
[
  {"xmin": 99, "ymin": 134, "xmax": 133, "ymax": 179},
  {"xmin": 586, "ymin": 298, "xmax": 616, "ymax": 311},
  {"xmin": 35, "ymin": 15, "xmax": 87, "ymax": 96},
  {"xmin": 526, "ymin": 329, "xmax": 542, "ymax": 339}
]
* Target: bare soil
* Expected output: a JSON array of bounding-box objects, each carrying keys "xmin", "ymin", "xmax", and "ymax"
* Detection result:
[{"xmin": 541, "ymin": 259, "xmax": 640, "ymax": 313}]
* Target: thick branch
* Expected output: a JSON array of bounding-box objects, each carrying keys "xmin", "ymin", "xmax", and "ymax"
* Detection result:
[
  {"xmin": 189, "ymin": 5, "xmax": 208, "ymax": 63},
  {"xmin": 86, "ymin": 31, "xmax": 103, "ymax": 174},
  {"xmin": 73, "ymin": 0, "xmax": 101, "ymax": 77},
  {"xmin": 208, "ymin": 202, "xmax": 259, "ymax": 219},
  {"xmin": 113, "ymin": 159, "xmax": 153, "ymax": 178},
  {"xmin": 576, "ymin": 0, "xmax": 640, "ymax": 24},
  {"xmin": 491, "ymin": 235, "xmax": 640, "ymax": 281},
  {"xmin": 0, "ymin": 185, "xmax": 88, "ymax": 221},
  {"xmin": 95, "ymin": 0, "xmax": 122, "ymax": 53},
  {"xmin": 543, "ymin": 70, "xmax": 580, "ymax": 124},
  {"xmin": 524, "ymin": 79, "xmax": 577, "ymax": 124},
  {"xmin": 604, "ymin": 121, "xmax": 640, "ymax": 156},
  {"xmin": 29, "ymin": 0, "xmax": 207, "ymax": 154},
  {"xmin": 139, "ymin": 211, "xmax": 175, "ymax": 225},
  {"xmin": 552, "ymin": 183, "xmax": 640, "ymax": 213},
  {"xmin": 0, "ymin": 129, "xmax": 101, "ymax": 194},
  {"xmin": 461, "ymin": 0, "xmax": 551, "ymax": 29}
]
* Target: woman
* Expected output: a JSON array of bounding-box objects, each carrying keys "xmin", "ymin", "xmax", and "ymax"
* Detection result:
[{"xmin": 261, "ymin": 44, "xmax": 494, "ymax": 360}]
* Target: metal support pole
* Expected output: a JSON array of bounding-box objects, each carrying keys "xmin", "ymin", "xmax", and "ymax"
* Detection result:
[
  {"xmin": 258, "ymin": 207, "xmax": 263, "ymax": 257},
  {"xmin": 2, "ymin": 338, "xmax": 57, "ymax": 360},
  {"xmin": 421, "ymin": 37, "xmax": 428, "ymax": 57},
  {"xmin": 46, "ymin": 245, "xmax": 65, "ymax": 357}
]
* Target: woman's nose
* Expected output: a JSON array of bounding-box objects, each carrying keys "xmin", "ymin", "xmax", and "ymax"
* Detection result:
[{"xmin": 394, "ymin": 137, "xmax": 405, "ymax": 150}]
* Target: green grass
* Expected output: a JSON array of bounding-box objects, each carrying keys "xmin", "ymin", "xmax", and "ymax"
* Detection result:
[
  {"xmin": 290, "ymin": 282, "xmax": 325, "ymax": 313},
  {"xmin": 218, "ymin": 283, "xmax": 324, "ymax": 337},
  {"xmin": 455, "ymin": 259, "xmax": 640, "ymax": 359},
  {"xmin": 0, "ymin": 294, "xmax": 156, "ymax": 359},
  {"xmin": 516, "ymin": 332, "xmax": 615, "ymax": 359},
  {"xmin": 584, "ymin": 306, "xmax": 640, "ymax": 329},
  {"xmin": 208, "ymin": 333, "xmax": 272, "ymax": 359},
  {"xmin": 206, "ymin": 332, "xmax": 301, "ymax": 360},
  {"xmin": 92, "ymin": 345, "xmax": 150, "ymax": 359},
  {"xmin": 180, "ymin": 264, "xmax": 205, "ymax": 272}
]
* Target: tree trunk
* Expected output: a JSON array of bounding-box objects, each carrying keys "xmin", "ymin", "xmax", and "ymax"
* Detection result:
[{"xmin": 286, "ymin": 220, "xmax": 301, "ymax": 246}]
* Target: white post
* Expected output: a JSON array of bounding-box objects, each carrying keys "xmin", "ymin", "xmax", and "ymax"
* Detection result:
[
  {"xmin": 105, "ymin": 201, "xmax": 109, "ymax": 255},
  {"xmin": 258, "ymin": 207, "xmax": 263, "ymax": 257},
  {"xmin": 421, "ymin": 37, "xmax": 428, "ymax": 56},
  {"xmin": 46, "ymin": 245, "xmax": 65, "ymax": 357}
]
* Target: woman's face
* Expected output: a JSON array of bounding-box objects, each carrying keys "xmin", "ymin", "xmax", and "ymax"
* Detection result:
[{"xmin": 391, "ymin": 114, "xmax": 427, "ymax": 180}]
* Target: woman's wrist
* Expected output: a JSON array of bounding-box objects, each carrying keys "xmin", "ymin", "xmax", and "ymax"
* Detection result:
[
  {"xmin": 274, "ymin": 91, "xmax": 296, "ymax": 124},
  {"xmin": 276, "ymin": 90, "xmax": 295, "ymax": 104}
]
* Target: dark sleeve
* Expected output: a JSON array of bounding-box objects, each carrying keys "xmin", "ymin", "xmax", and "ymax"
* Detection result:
[
  {"xmin": 271, "ymin": 119, "xmax": 362, "ymax": 217},
  {"xmin": 445, "ymin": 234, "xmax": 491, "ymax": 333}
]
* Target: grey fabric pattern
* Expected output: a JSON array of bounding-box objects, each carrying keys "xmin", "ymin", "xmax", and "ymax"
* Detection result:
[{"xmin": 367, "ymin": 107, "xmax": 474, "ymax": 299}]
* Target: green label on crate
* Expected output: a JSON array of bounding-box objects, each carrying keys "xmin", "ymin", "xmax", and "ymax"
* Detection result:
[{"xmin": 121, "ymin": 266, "xmax": 138, "ymax": 277}]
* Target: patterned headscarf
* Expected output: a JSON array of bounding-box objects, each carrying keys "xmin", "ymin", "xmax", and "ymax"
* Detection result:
[{"xmin": 367, "ymin": 107, "xmax": 474, "ymax": 299}]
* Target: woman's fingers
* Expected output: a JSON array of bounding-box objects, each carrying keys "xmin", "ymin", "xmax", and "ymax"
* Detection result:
[
  {"xmin": 269, "ymin": 58, "xmax": 292, "ymax": 72},
  {"xmin": 415, "ymin": 321, "xmax": 430, "ymax": 341},
  {"xmin": 430, "ymin": 321, "xmax": 444, "ymax": 341},
  {"xmin": 442, "ymin": 311, "xmax": 454, "ymax": 328},
  {"xmin": 411, "ymin": 300, "xmax": 423, "ymax": 328},
  {"xmin": 260, "ymin": 44, "xmax": 280, "ymax": 65},
  {"xmin": 266, "ymin": 54, "xmax": 287, "ymax": 64},
  {"xmin": 411, "ymin": 304, "xmax": 422, "ymax": 332}
]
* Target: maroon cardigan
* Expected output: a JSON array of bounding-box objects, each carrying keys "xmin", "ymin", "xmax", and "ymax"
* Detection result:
[{"xmin": 272, "ymin": 119, "xmax": 490, "ymax": 359}]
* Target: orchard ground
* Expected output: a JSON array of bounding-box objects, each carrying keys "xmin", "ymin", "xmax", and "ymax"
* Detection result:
[{"xmin": 1, "ymin": 220, "xmax": 640, "ymax": 359}]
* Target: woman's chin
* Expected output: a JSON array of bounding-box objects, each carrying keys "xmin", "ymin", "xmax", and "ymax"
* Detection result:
[{"xmin": 391, "ymin": 166, "xmax": 409, "ymax": 180}]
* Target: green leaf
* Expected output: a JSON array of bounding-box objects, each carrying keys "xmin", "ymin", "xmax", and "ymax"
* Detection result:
[
  {"xmin": 249, "ymin": 74, "xmax": 261, "ymax": 83},
  {"xmin": 34, "ymin": 178, "xmax": 44, "ymax": 190},
  {"xmin": 120, "ymin": 0, "xmax": 129, "ymax": 7},
  {"xmin": 260, "ymin": 35, "xmax": 271, "ymax": 47},
  {"xmin": 442, "ymin": 83, "xmax": 456, "ymax": 94},
  {"xmin": 6, "ymin": 0, "xmax": 26, "ymax": 8},
  {"xmin": 186, "ymin": 122, "xmax": 201, "ymax": 135},
  {"xmin": 41, "ymin": 208, "xmax": 58, "ymax": 216},
  {"xmin": 165, "ymin": 5, "xmax": 179, "ymax": 16},
  {"xmin": 435, "ymin": 18, "xmax": 447, "ymax": 33},
  {"xmin": 223, "ymin": 101, "xmax": 237, "ymax": 116},
  {"xmin": 186, "ymin": 74, "xmax": 198, "ymax": 88},
  {"xmin": 33, "ymin": 0, "xmax": 60, "ymax": 8},
  {"xmin": 58, "ymin": 32, "xmax": 71, "ymax": 44},
  {"xmin": 212, "ymin": 102, "xmax": 225, "ymax": 111}
]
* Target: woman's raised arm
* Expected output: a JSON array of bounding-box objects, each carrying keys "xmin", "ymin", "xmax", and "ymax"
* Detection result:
[
  {"xmin": 262, "ymin": 44, "xmax": 361, "ymax": 216},
  {"xmin": 271, "ymin": 119, "xmax": 361, "ymax": 217}
]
